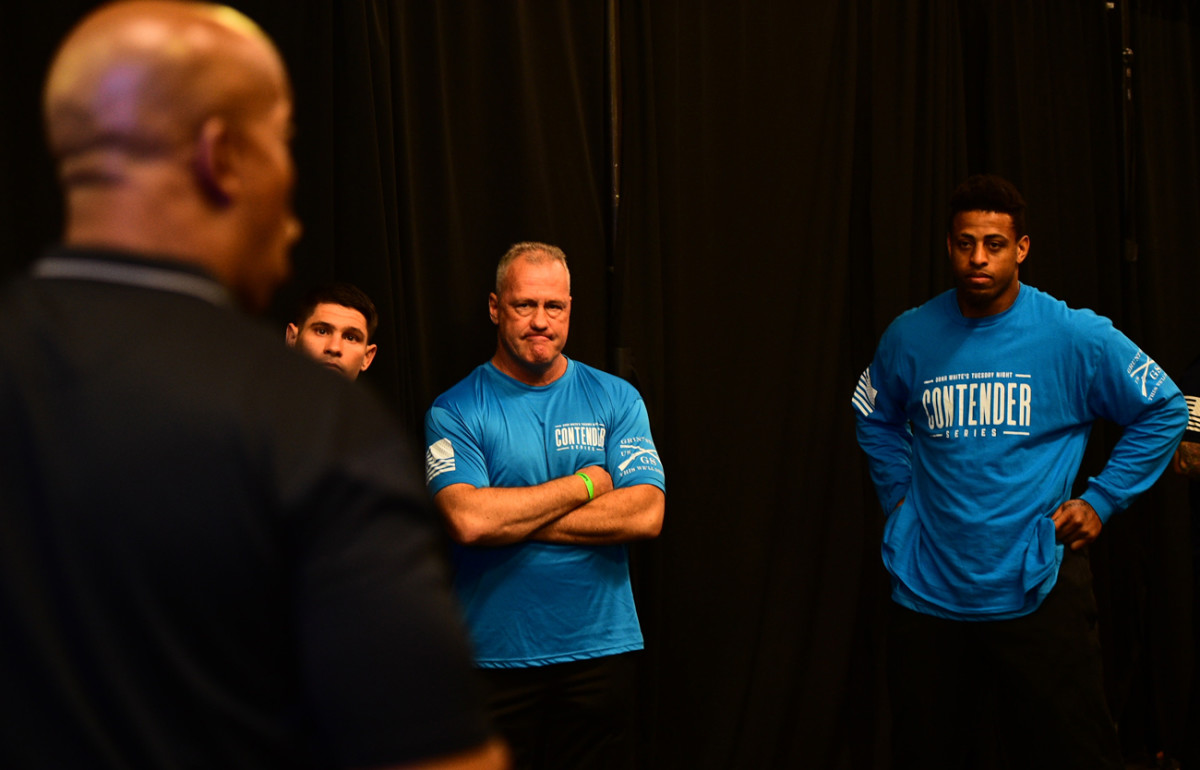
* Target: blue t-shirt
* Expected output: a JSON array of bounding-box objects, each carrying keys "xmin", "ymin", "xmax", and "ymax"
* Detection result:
[
  {"xmin": 852, "ymin": 286, "xmax": 1187, "ymax": 619},
  {"xmin": 425, "ymin": 358, "xmax": 665, "ymax": 667}
]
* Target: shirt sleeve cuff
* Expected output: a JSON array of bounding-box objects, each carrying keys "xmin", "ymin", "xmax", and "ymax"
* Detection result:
[{"xmin": 1079, "ymin": 489, "xmax": 1118, "ymax": 524}]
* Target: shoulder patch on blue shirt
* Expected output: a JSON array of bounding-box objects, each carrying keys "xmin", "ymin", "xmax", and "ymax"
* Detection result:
[{"xmin": 426, "ymin": 437, "xmax": 456, "ymax": 483}]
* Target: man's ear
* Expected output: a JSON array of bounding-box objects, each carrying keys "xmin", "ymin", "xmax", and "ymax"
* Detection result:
[
  {"xmin": 361, "ymin": 343, "xmax": 377, "ymax": 372},
  {"xmin": 285, "ymin": 323, "xmax": 299, "ymax": 347},
  {"xmin": 193, "ymin": 116, "xmax": 233, "ymax": 206},
  {"xmin": 488, "ymin": 292, "xmax": 499, "ymax": 325}
]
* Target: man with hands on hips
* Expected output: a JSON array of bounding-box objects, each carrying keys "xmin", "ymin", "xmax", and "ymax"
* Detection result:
[{"xmin": 852, "ymin": 174, "xmax": 1187, "ymax": 770}]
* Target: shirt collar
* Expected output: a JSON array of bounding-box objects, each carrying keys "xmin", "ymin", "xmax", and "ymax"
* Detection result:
[{"xmin": 32, "ymin": 247, "xmax": 234, "ymax": 308}]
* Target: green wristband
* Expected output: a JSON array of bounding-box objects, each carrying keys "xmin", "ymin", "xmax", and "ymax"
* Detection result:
[{"xmin": 575, "ymin": 471, "xmax": 595, "ymax": 500}]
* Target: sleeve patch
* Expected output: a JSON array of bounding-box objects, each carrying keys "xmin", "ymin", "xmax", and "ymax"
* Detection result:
[
  {"xmin": 1126, "ymin": 350, "xmax": 1167, "ymax": 401},
  {"xmin": 425, "ymin": 438, "xmax": 456, "ymax": 483},
  {"xmin": 852, "ymin": 366, "xmax": 877, "ymax": 416}
]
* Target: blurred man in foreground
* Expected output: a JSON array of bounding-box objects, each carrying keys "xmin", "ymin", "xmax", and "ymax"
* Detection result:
[{"xmin": 0, "ymin": 3, "xmax": 506, "ymax": 768}]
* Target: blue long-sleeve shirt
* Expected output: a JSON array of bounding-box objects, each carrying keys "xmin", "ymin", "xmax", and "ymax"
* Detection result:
[{"xmin": 853, "ymin": 285, "xmax": 1188, "ymax": 619}]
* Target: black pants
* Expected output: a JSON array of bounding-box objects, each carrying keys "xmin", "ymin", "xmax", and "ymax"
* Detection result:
[
  {"xmin": 479, "ymin": 653, "xmax": 637, "ymax": 770},
  {"xmin": 887, "ymin": 549, "xmax": 1124, "ymax": 770}
]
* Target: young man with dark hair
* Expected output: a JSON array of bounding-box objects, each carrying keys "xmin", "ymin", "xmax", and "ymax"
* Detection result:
[
  {"xmin": 287, "ymin": 282, "xmax": 378, "ymax": 380},
  {"xmin": 853, "ymin": 174, "xmax": 1188, "ymax": 769}
]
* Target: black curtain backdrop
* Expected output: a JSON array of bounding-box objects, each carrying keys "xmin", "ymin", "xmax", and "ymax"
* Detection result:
[{"xmin": 3, "ymin": 2, "xmax": 1198, "ymax": 767}]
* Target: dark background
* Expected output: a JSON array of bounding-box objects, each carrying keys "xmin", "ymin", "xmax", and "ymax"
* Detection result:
[{"xmin": 2, "ymin": 1, "xmax": 1198, "ymax": 767}]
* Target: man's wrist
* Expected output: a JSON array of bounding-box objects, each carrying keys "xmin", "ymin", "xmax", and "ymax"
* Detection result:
[
  {"xmin": 575, "ymin": 471, "xmax": 594, "ymax": 500},
  {"xmin": 1077, "ymin": 491, "xmax": 1114, "ymax": 524}
]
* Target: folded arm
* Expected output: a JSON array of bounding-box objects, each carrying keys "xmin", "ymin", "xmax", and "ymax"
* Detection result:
[
  {"xmin": 529, "ymin": 484, "xmax": 665, "ymax": 545},
  {"xmin": 432, "ymin": 465, "xmax": 613, "ymax": 546}
]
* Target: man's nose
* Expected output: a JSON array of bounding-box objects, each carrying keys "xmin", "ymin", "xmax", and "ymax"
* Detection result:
[
  {"xmin": 326, "ymin": 336, "xmax": 343, "ymax": 355},
  {"xmin": 529, "ymin": 305, "xmax": 550, "ymax": 327},
  {"xmin": 970, "ymin": 244, "xmax": 988, "ymax": 265}
]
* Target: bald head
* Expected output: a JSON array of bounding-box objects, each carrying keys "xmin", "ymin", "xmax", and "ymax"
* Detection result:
[
  {"xmin": 43, "ymin": 1, "xmax": 299, "ymax": 312},
  {"xmin": 46, "ymin": 2, "xmax": 282, "ymax": 181}
]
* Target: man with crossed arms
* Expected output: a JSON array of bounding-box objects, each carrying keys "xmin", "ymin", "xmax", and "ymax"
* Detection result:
[{"xmin": 425, "ymin": 241, "xmax": 665, "ymax": 770}]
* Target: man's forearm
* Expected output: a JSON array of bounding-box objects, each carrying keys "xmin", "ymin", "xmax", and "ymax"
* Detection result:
[
  {"xmin": 434, "ymin": 476, "xmax": 593, "ymax": 546},
  {"xmin": 529, "ymin": 485, "xmax": 665, "ymax": 545},
  {"xmin": 855, "ymin": 415, "xmax": 914, "ymax": 514},
  {"xmin": 1085, "ymin": 392, "xmax": 1188, "ymax": 522}
]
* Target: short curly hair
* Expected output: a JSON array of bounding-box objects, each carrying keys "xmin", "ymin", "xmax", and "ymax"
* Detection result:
[{"xmin": 948, "ymin": 174, "xmax": 1027, "ymax": 238}]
